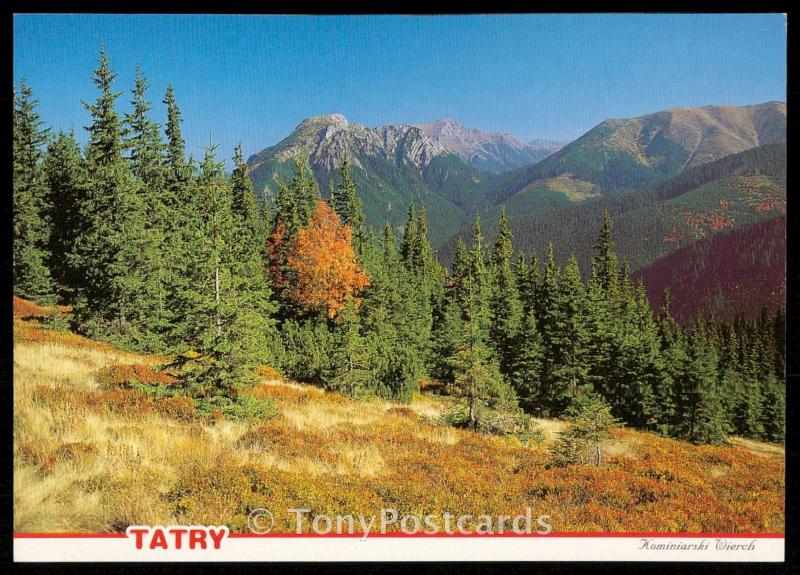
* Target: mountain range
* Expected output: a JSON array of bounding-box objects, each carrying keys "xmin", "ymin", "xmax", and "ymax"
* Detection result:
[
  {"xmin": 417, "ymin": 119, "xmax": 565, "ymax": 173},
  {"xmin": 484, "ymin": 101, "xmax": 787, "ymax": 211},
  {"xmin": 440, "ymin": 142, "xmax": 786, "ymax": 321},
  {"xmin": 247, "ymin": 101, "xmax": 786, "ymax": 320},
  {"xmin": 247, "ymin": 114, "xmax": 503, "ymax": 244}
]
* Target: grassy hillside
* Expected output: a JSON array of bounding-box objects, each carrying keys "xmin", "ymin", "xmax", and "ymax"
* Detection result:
[
  {"xmin": 484, "ymin": 101, "xmax": 786, "ymax": 208},
  {"xmin": 14, "ymin": 299, "xmax": 784, "ymax": 534}
]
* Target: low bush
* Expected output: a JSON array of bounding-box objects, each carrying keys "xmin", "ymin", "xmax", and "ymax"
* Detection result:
[
  {"xmin": 13, "ymin": 296, "xmax": 52, "ymax": 320},
  {"xmin": 96, "ymin": 364, "xmax": 177, "ymax": 391},
  {"xmin": 439, "ymin": 402, "xmax": 543, "ymax": 443},
  {"xmin": 246, "ymin": 383, "xmax": 314, "ymax": 404},
  {"xmin": 385, "ymin": 406, "xmax": 417, "ymax": 419},
  {"xmin": 195, "ymin": 395, "xmax": 279, "ymax": 422},
  {"xmin": 235, "ymin": 425, "xmax": 330, "ymax": 461},
  {"xmin": 153, "ymin": 395, "xmax": 196, "ymax": 421},
  {"xmin": 168, "ymin": 457, "xmax": 271, "ymax": 527}
]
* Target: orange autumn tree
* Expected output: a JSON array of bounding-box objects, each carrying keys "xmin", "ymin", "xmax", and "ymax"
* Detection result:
[{"xmin": 286, "ymin": 199, "xmax": 370, "ymax": 318}]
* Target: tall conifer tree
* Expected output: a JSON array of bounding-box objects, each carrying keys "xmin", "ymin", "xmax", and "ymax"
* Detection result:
[
  {"xmin": 13, "ymin": 82, "xmax": 54, "ymax": 302},
  {"xmin": 124, "ymin": 66, "xmax": 171, "ymax": 344},
  {"xmin": 71, "ymin": 47, "xmax": 149, "ymax": 339},
  {"xmin": 332, "ymin": 155, "xmax": 365, "ymax": 254},
  {"xmin": 488, "ymin": 207, "xmax": 523, "ymax": 377},
  {"xmin": 44, "ymin": 130, "xmax": 85, "ymax": 300},
  {"xmin": 174, "ymin": 145, "xmax": 276, "ymax": 395}
]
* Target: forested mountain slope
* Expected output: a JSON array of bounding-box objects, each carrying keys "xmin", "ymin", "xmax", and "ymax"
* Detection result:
[
  {"xmin": 438, "ymin": 144, "xmax": 786, "ymax": 282},
  {"xmin": 633, "ymin": 215, "xmax": 786, "ymax": 323}
]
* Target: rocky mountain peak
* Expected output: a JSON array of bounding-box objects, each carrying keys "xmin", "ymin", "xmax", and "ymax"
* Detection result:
[
  {"xmin": 251, "ymin": 114, "xmax": 447, "ymax": 174},
  {"xmin": 418, "ymin": 118, "xmax": 558, "ymax": 173},
  {"xmin": 298, "ymin": 112, "xmax": 349, "ymax": 129}
]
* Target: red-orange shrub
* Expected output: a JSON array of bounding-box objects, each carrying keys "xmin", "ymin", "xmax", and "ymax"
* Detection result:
[
  {"xmin": 96, "ymin": 364, "xmax": 177, "ymax": 389},
  {"xmin": 101, "ymin": 388, "xmax": 154, "ymax": 416},
  {"xmin": 385, "ymin": 406, "xmax": 417, "ymax": 419},
  {"xmin": 154, "ymin": 396, "xmax": 196, "ymax": 421},
  {"xmin": 13, "ymin": 296, "xmax": 51, "ymax": 319}
]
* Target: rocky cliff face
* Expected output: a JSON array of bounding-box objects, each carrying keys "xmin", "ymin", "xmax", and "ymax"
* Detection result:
[{"xmin": 252, "ymin": 113, "xmax": 447, "ymax": 174}]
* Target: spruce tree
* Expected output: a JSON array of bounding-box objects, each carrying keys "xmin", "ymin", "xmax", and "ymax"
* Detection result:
[
  {"xmin": 400, "ymin": 203, "xmax": 418, "ymax": 267},
  {"xmin": 123, "ymin": 66, "xmax": 171, "ymax": 345},
  {"xmin": 760, "ymin": 376, "xmax": 785, "ymax": 443},
  {"xmin": 71, "ymin": 47, "xmax": 149, "ymax": 340},
  {"xmin": 231, "ymin": 143, "xmax": 264, "ymax": 246},
  {"xmin": 271, "ymin": 180, "xmax": 302, "ymax": 238},
  {"xmin": 673, "ymin": 324, "xmax": 726, "ymax": 444},
  {"xmin": 289, "ymin": 155, "xmax": 318, "ymax": 226},
  {"xmin": 162, "ymin": 85, "xmax": 188, "ymax": 185},
  {"xmin": 328, "ymin": 299, "xmax": 373, "ymax": 398},
  {"xmin": 593, "ymin": 210, "xmax": 619, "ymax": 299},
  {"xmin": 44, "ymin": 130, "xmax": 85, "ymax": 301},
  {"xmin": 266, "ymin": 159, "xmax": 319, "ymax": 310},
  {"xmin": 13, "ymin": 82, "xmax": 54, "ymax": 302},
  {"xmin": 332, "ymin": 155, "xmax": 365, "ymax": 254},
  {"xmin": 510, "ymin": 308, "xmax": 544, "ymax": 412},
  {"xmin": 731, "ymin": 373, "xmax": 765, "ymax": 438},
  {"xmin": 446, "ymin": 298, "xmax": 514, "ymax": 431},
  {"xmin": 412, "ymin": 205, "xmax": 436, "ymax": 276},
  {"xmin": 488, "ymin": 207, "xmax": 523, "ymax": 377},
  {"xmin": 656, "ymin": 311, "xmax": 686, "ymax": 436},
  {"xmin": 174, "ymin": 144, "xmax": 276, "ymax": 395},
  {"xmin": 548, "ymin": 391, "xmax": 618, "ymax": 467},
  {"xmin": 159, "ymin": 85, "xmax": 198, "ymax": 347},
  {"xmin": 617, "ymin": 282, "xmax": 671, "ymax": 429},
  {"xmin": 513, "ymin": 253, "xmax": 533, "ymax": 311},
  {"xmin": 464, "ymin": 216, "xmax": 492, "ymax": 344},
  {"xmin": 550, "ymin": 255, "xmax": 590, "ymax": 405},
  {"xmin": 534, "ymin": 244, "xmax": 562, "ymax": 415},
  {"xmin": 227, "ymin": 146, "xmax": 278, "ymax": 360},
  {"xmin": 772, "ymin": 308, "xmax": 785, "ymax": 379},
  {"xmin": 583, "ymin": 261, "xmax": 614, "ymax": 399}
]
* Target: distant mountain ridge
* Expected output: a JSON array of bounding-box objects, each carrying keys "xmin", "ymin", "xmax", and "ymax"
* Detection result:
[
  {"xmin": 528, "ymin": 139, "xmax": 567, "ymax": 153},
  {"xmin": 417, "ymin": 119, "xmax": 565, "ymax": 173},
  {"xmin": 486, "ymin": 101, "xmax": 787, "ymax": 209},
  {"xmin": 246, "ymin": 114, "xmax": 571, "ymax": 243},
  {"xmin": 249, "ymin": 113, "xmax": 446, "ymax": 174}
]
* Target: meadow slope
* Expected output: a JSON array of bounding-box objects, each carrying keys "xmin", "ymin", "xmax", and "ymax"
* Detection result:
[{"xmin": 13, "ymin": 298, "xmax": 784, "ymax": 534}]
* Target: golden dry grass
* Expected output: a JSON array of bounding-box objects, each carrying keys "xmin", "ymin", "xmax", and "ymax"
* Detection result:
[
  {"xmin": 728, "ymin": 436, "xmax": 785, "ymax": 459},
  {"xmin": 13, "ymin": 299, "xmax": 786, "ymax": 534}
]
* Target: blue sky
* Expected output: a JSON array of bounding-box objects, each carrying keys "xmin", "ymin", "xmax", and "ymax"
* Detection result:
[{"xmin": 14, "ymin": 14, "xmax": 787, "ymax": 166}]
